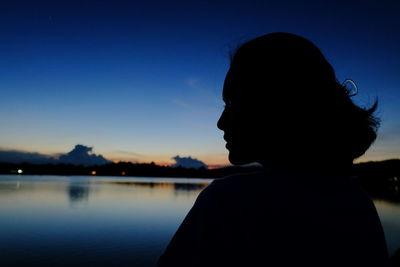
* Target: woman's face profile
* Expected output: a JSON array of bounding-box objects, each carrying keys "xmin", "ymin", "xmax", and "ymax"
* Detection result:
[{"xmin": 217, "ymin": 66, "xmax": 268, "ymax": 165}]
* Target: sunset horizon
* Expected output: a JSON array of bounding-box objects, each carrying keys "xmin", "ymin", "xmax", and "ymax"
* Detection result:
[{"xmin": 1, "ymin": 1, "xmax": 399, "ymax": 170}]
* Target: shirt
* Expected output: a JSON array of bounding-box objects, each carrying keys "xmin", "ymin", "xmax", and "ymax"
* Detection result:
[{"xmin": 157, "ymin": 169, "xmax": 390, "ymax": 267}]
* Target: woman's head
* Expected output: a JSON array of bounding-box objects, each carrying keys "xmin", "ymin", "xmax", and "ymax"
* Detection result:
[{"xmin": 217, "ymin": 32, "xmax": 379, "ymax": 169}]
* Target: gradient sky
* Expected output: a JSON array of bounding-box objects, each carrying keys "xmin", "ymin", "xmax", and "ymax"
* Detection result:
[{"xmin": 0, "ymin": 0, "xmax": 399, "ymax": 166}]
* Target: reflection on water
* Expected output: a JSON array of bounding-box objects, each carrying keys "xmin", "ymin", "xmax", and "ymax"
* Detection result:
[
  {"xmin": 0, "ymin": 175, "xmax": 211, "ymax": 267},
  {"xmin": 0, "ymin": 175, "xmax": 399, "ymax": 266},
  {"xmin": 68, "ymin": 182, "xmax": 90, "ymax": 205},
  {"xmin": 374, "ymin": 200, "xmax": 400, "ymax": 255}
]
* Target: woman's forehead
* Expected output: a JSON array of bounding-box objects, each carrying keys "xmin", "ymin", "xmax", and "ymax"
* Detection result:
[
  {"xmin": 222, "ymin": 68, "xmax": 238, "ymax": 102},
  {"xmin": 222, "ymin": 65, "xmax": 265, "ymax": 102}
]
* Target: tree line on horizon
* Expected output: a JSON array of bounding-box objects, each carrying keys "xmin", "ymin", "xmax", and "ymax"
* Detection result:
[{"xmin": 0, "ymin": 159, "xmax": 399, "ymax": 203}]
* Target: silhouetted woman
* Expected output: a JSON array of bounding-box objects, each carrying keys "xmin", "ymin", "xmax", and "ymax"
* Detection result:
[{"xmin": 157, "ymin": 32, "xmax": 390, "ymax": 267}]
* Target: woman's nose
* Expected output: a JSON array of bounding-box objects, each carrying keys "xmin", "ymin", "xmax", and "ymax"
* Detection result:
[{"xmin": 217, "ymin": 109, "xmax": 227, "ymax": 131}]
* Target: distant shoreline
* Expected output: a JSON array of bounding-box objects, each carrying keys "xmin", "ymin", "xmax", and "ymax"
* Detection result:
[
  {"xmin": 1, "ymin": 159, "xmax": 400, "ymax": 203},
  {"xmin": 1, "ymin": 159, "xmax": 399, "ymax": 177}
]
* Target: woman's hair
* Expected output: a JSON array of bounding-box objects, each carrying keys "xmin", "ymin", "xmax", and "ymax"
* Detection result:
[{"xmin": 228, "ymin": 32, "xmax": 379, "ymax": 164}]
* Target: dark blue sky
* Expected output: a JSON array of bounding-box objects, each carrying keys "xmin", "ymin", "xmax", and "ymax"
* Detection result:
[{"xmin": 1, "ymin": 0, "xmax": 399, "ymax": 165}]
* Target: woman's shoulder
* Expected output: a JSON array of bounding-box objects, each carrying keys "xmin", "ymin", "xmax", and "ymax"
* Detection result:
[
  {"xmin": 209, "ymin": 170, "xmax": 272, "ymax": 189},
  {"xmin": 198, "ymin": 169, "xmax": 280, "ymax": 204},
  {"xmin": 204, "ymin": 168, "xmax": 370, "ymax": 203}
]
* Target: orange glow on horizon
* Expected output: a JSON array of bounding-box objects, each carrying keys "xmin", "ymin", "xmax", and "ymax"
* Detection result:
[{"xmin": 107, "ymin": 153, "xmax": 230, "ymax": 168}]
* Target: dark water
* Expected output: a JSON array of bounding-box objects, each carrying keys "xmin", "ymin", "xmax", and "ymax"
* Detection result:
[
  {"xmin": 0, "ymin": 175, "xmax": 399, "ymax": 266},
  {"xmin": 0, "ymin": 175, "xmax": 209, "ymax": 266}
]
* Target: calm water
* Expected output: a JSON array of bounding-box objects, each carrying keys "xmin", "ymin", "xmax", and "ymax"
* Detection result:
[{"xmin": 0, "ymin": 175, "xmax": 399, "ymax": 266}]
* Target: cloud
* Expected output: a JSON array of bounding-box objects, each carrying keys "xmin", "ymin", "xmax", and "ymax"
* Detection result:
[
  {"xmin": 0, "ymin": 149, "xmax": 57, "ymax": 164},
  {"xmin": 172, "ymin": 155, "xmax": 207, "ymax": 169},
  {"xmin": 113, "ymin": 150, "xmax": 144, "ymax": 157},
  {"xmin": 171, "ymin": 98, "xmax": 195, "ymax": 111},
  {"xmin": 58, "ymin": 145, "xmax": 111, "ymax": 166},
  {"xmin": 186, "ymin": 77, "xmax": 200, "ymax": 88},
  {"xmin": 0, "ymin": 144, "xmax": 111, "ymax": 166}
]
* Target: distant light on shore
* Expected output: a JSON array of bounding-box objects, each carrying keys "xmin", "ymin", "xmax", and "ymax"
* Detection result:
[{"xmin": 17, "ymin": 169, "xmax": 23, "ymax": 174}]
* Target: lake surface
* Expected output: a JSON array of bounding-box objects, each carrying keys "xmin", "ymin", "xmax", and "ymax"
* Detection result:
[{"xmin": 1, "ymin": 175, "xmax": 399, "ymax": 266}]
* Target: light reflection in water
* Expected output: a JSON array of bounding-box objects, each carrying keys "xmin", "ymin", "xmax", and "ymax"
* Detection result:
[
  {"xmin": 0, "ymin": 175, "xmax": 211, "ymax": 266},
  {"xmin": 0, "ymin": 175, "xmax": 399, "ymax": 266},
  {"xmin": 374, "ymin": 199, "xmax": 400, "ymax": 255},
  {"xmin": 68, "ymin": 182, "xmax": 90, "ymax": 207}
]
